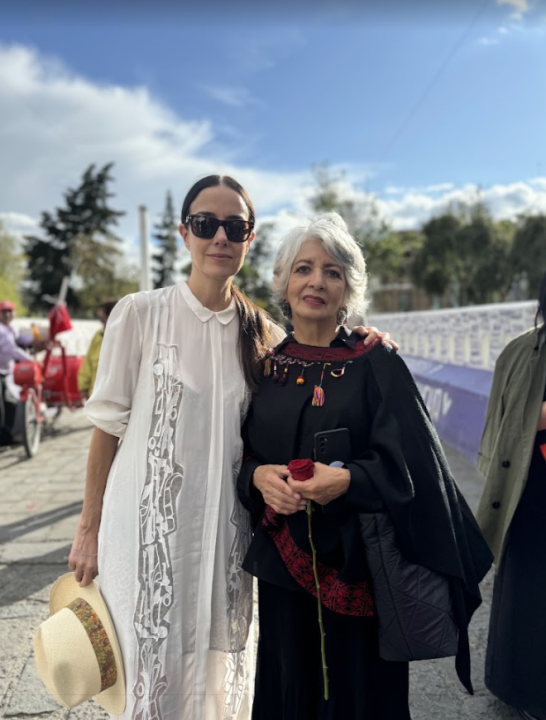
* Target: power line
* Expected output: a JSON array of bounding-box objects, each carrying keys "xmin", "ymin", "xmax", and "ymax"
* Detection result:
[{"xmin": 378, "ymin": 0, "xmax": 491, "ymax": 162}]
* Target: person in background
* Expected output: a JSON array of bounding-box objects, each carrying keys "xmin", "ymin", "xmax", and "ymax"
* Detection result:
[
  {"xmin": 0, "ymin": 300, "xmax": 37, "ymax": 443},
  {"xmin": 477, "ymin": 269, "xmax": 546, "ymax": 720},
  {"xmin": 77, "ymin": 300, "xmax": 118, "ymax": 401},
  {"xmin": 0, "ymin": 300, "xmax": 34, "ymax": 374}
]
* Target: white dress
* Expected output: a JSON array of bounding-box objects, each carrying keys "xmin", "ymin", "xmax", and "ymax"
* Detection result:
[{"xmin": 85, "ymin": 281, "xmax": 284, "ymax": 720}]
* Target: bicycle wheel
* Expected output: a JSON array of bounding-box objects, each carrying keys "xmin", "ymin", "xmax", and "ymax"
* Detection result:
[{"xmin": 22, "ymin": 391, "xmax": 42, "ymax": 458}]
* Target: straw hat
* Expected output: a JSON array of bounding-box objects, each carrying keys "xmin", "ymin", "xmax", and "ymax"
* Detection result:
[{"xmin": 34, "ymin": 573, "xmax": 125, "ymax": 714}]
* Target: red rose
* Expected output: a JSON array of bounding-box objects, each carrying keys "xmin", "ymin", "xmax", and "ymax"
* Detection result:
[{"xmin": 288, "ymin": 458, "xmax": 315, "ymax": 481}]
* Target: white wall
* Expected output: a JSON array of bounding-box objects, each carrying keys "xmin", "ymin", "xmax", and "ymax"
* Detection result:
[{"xmin": 12, "ymin": 318, "xmax": 102, "ymax": 356}]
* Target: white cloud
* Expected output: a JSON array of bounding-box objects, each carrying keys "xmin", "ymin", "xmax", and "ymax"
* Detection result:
[
  {"xmin": 478, "ymin": 2, "xmax": 530, "ymax": 48},
  {"xmin": 1, "ymin": 42, "xmax": 545, "ymax": 281},
  {"xmin": 202, "ymin": 85, "xmax": 263, "ymax": 109},
  {"xmin": 377, "ymin": 179, "xmax": 546, "ymax": 230},
  {"xmin": 0, "ymin": 43, "xmax": 308, "ymax": 263},
  {"xmin": 295, "ymin": 178, "xmax": 546, "ymax": 234},
  {"xmin": 530, "ymin": 177, "xmax": 546, "ymax": 190},
  {"xmin": 496, "ymin": 0, "xmax": 529, "ymax": 13},
  {"xmin": 425, "ymin": 182, "xmax": 455, "ymax": 193},
  {"xmin": 0, "ymin": 212, "xmax": 39, "ymax": 238},
  {"xmin": 479, "ymin": 36, "xmax": 501, "ymax": 46}
]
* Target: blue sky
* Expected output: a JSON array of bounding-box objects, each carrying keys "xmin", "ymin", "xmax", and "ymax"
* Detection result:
[{"xmin": 1, "ymin": 0, "xmax": 545, "ymax": 262}]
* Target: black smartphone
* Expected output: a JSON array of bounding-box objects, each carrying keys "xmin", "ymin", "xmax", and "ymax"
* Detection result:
[{"xmin": 314, "ymin": 428, "xmax": 352, "ymax": 466}]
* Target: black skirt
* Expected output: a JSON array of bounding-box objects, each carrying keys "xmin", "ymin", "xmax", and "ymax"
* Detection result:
[
  {"xmin": 485, "ymin": 430, "xmax": 546, "ymax": 719},
  {"xmin": 253, "ymin": 580, "xmax": 411, "ymax": 720}
]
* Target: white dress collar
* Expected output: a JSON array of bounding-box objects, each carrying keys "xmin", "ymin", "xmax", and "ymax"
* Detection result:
[{"xmin": 178, "ymin": 280, "xmax": 237, "ymax": 326}]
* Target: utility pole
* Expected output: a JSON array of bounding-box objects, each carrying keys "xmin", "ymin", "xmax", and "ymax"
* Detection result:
[{"xmin": 139, "ymin": 205, "xmax": 151, "ymax": 292}]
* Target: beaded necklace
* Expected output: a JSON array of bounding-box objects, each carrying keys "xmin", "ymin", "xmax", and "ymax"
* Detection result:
[{"xmin": 264, "ymin": 346, "xmax": 353, "ymax": 407}]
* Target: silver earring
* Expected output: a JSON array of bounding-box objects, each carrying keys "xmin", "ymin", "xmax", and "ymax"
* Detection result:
[
  {"xmin": 336, "ymin": 307, "xmax": 348, "ymax": 325},
  {"xmin": 281, "ymin": 301, "xmax": 292, "ymax": 319}
]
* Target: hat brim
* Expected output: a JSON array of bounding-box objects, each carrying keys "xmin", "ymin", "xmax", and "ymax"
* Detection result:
[{"xmin": 49, "ymin": 573, "xmax": 126, "ymax": 714}]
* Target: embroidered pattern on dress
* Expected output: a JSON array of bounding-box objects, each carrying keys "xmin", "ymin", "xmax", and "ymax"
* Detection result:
[
  {"xmin": 218, "ymin": 425, "xmax": 253, "ymax": 717},
  {"xmin": 274, "ymin": 337, "xmax": 380, "ymax": 363},
  {"xmin": 263, "ymin": 507, "xmax": 375, "ymax": 617},
  {"xmin": 132, "ymin": 345, "xmax": 184, "ymax": 720}
]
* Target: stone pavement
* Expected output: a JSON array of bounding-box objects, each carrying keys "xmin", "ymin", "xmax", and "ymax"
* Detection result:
[{"xmin": 0, "ymin": 412, "xmax": 520, "ymax": 720}]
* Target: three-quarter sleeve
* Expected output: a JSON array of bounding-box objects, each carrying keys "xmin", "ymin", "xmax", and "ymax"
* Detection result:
[
  {"xmin": 85, "ymin": 295, "xmax": 142, "ymax": 438},
  {"xmin": 236, "ymin": 457, "xmax": 265, "ymax": 517}
]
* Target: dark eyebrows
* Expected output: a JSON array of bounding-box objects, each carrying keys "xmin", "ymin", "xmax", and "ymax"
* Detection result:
[
  {"xmin": 294, "ymin": 258, "xmax": 343, "ymax": 272},
  {"xmin": 192, "ymin": 211, "xmax": 248, "ymax": 221}
]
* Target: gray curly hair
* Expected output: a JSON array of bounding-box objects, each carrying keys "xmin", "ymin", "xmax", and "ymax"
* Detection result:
[{"xmin": 271, "ymin": 211, "xmax": 369, "ymax": 317}]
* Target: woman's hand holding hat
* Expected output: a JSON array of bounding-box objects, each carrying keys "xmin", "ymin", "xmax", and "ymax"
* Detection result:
[
  {"xmin": 68, "ymin": 524, "xmax": 99, "ymax": 587},
  {"xmin": 34, "ymin": 572, "xmax": 125, "ymax": 713}
]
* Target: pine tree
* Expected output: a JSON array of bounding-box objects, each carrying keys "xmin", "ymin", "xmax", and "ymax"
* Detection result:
[
  {"xmin": 152, "ymin": 191, "xmax": 178, "ymax": 288},
  {"xmin": 25, "ymin": 163, "xmax": 125, "ymax": 312}
]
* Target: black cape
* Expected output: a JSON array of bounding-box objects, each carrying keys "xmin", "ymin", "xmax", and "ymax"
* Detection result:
[
  {"xmin": 362, "ymin": 343, "xmax": 492, "ymax": 692},
  {"xmin": 239, "ymin": 336, "xmax": 493, "ymax": 693}
]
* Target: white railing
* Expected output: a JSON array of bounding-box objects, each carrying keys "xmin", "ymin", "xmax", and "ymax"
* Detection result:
[{"xmin": 370, "ymin": 301, "xmax": 537, "ymax": 371}]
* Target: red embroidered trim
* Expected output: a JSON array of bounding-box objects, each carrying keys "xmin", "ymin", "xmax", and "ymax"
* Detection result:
[
  {"xmin": 263, "ymin": 506, "xmax": 374, "ymax": 617},
  {"xmin": 279, "ymin": 337, "xmax": 380, "ymax": 362}
]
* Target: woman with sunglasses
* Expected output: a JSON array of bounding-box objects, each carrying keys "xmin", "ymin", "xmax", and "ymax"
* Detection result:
[{"xmin": 68, "ymin": 175, "xmax": 394, "ymax": 720}]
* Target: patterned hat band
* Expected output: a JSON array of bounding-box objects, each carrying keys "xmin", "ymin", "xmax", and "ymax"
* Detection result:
[
  {"xmin": 34, "ymin": 573, "xmax": 126, "ymax": 713},
  {"xmin": 67, "ymin": 598, "xmax": 117, "ymax": 692}
]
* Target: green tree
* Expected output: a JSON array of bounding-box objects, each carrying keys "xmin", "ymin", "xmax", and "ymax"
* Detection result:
[
  {"xmin": 510, "ymin": 215, "xmax": 546, "ymax": 298},
  {"xmin": 25, "ymin": 163, "xmax": 125, "ymax": 313},
  {"xmin": 0, "ymin": 220, "xmax": 26, "ymax": 312},
  {"xmin": 364, "ymin": 230, "xmax": 424, "ymax": 285},
  {"xmin": 70, "ymin": 232, "xmax": 139, "ymax": 314},
  {"xmin": 412, "ymin": 214, "xmax": 460, "ymax": 301},
  {"xmin": 153, "ymin": 191, "xmax": 178, "ymax": 288},
  {"xmin": 235, "ymin": 222, "xmax": 281, "ymax": 321},
  {"xmin": 412, "ymin": 203, "xmax": 513, "ymax": 307},
  {"xmin": 308, "ymin": 164, "xmax": 388, "ymax": 245}
]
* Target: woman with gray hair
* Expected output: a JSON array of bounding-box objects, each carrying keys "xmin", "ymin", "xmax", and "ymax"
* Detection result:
[{"xmin": 237, "ymin": 212, "xmax": 492, "ymax": 719}]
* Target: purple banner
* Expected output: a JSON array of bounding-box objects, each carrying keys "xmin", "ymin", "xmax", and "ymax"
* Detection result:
[{"xmin": 403, "ymin": 355, "xmax": 494, "ymax": 464}]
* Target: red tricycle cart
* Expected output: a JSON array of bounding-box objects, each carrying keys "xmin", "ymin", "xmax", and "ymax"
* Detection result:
[{"xmin": 12, "ymin": 303, "xmax": 84, "ymax": 458}]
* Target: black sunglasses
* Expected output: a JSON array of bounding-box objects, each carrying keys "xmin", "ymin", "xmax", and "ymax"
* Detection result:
[{"xmin": 185, "ymin": 214, "xmax": 253, "ymax": 243}]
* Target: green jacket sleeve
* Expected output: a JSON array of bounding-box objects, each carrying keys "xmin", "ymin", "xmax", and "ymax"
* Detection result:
[{"xmin": 477, "ymin": 353, "xmax": 509, "ymax": 478}]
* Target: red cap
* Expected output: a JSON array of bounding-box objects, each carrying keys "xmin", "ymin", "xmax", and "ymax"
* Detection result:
[{"xmin": 0, "ymin": 301, "xmax": 16, "ymax": 311}]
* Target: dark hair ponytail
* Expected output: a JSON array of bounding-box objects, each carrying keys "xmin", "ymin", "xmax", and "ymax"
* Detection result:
[
  {"xmin": 231, "ymin": 285, "xmax": 272, "ymax": 392},
  {"xmin": 181, "ymin": 174, "xmax": 271, "ymax": 391},
  {"xmin": 536, "ymin": 268, "xmax": 546, "ymax": 338}
]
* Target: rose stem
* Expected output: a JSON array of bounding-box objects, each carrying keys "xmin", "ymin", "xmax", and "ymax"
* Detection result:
[{"xmin": 306, "ymin": 499, "xmax": 329, "ymax": 700}]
